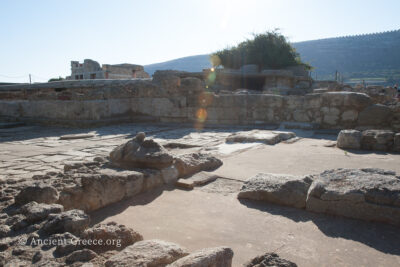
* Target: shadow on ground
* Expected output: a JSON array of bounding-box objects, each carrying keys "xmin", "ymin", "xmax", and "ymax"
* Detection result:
[
  {"xmin": 239, "ymin": 199, "xmax": 400, "ymax": 256},
  {"xmin": 89, "ymin": 185, "xmax": 174, "ymax": 225}
]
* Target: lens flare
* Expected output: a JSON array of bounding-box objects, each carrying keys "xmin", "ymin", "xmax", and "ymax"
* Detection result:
[
  {"xmin": 196, "ymin": 108, "xmax": 207, "ymax": 123},
  {"xmin": 198, "ymin": 92, "xmax": 214, "ymax": 107}
]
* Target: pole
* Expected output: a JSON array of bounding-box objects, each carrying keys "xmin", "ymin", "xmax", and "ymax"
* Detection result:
[{"xmin": 29, "ymin": 74, "xmax": 31, "ymax": 84}]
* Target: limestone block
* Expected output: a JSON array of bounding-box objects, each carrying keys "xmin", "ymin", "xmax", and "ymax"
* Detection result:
[
  {"xmin": 358, "ymin": 104, "xmax": 392, "ymax": 126},
  {"xmin": 341, "ymin": 109, "xmax": 358, "ymax": 122},
  {"xmin": 306, "ymin": 168, "xmax": 400, "ymax": 226},
  {"xmin": 336, "ymin": 130, "xmax": 362, "ymax": 149}
]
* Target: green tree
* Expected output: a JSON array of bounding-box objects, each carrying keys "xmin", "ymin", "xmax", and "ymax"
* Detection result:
[{"xmin": 211, "ymin": 30, "xmax": 311, "ymax": 70}]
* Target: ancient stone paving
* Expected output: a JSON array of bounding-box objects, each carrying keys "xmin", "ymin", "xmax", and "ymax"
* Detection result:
[{"xmin": 0, "ymin": 124, "xmax": 284, "ymax": 182}]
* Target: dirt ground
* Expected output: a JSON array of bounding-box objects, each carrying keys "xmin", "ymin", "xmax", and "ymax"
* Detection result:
[{"xmin": 91, "ymin": 134, "xmax": 400, "ymax": 267}]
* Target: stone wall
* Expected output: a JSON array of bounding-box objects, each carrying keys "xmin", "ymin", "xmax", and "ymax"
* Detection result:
[{"xmin": 0, "ymin": 74, "xmax": 399, "ymax": 130}]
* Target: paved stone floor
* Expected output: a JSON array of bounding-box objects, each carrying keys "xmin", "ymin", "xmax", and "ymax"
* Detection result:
[{"xmin": 0, "ymin": 123, "xmax": 270, "ymax": 181}]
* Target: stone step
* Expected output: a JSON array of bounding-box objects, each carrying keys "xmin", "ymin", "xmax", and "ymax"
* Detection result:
[{"xmin": 176, "ymin": 172, "xmax": 219, "ymax": 190}]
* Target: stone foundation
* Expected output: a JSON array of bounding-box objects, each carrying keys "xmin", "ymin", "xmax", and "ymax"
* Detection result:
[{"xmin": 0, "ymin": 74, "xmax": 399, "ymax": 131}]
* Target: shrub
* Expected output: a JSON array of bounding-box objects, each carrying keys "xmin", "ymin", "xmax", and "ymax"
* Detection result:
[{"xmin": 211, "ymin": 30, "xmax": 311, "ymax": 70}]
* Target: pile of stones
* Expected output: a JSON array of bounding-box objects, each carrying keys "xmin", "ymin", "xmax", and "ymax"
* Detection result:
[
  {"xmin": 238, "ymin": 168, "xmax": 400, "ymax": 226},
  {"xmin": 337, "ymin": 129, "xmax": 400, "ymax": 152}
]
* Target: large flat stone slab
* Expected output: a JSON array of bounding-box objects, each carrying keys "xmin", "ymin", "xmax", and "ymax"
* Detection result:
[
  {"xmin": 306, "ymin": 168, "xmax": 400, "ymax": 226},
  {"xmin": 176, "ymin": 172, "xmax": 219, "ymax": 190},
  {"xmin": 238, "ymin": 173, "xmax": 313, "ymax": 209},
  {"xmin": 226, "ymin": 130, "xmax": 295, "ymax": 145}
]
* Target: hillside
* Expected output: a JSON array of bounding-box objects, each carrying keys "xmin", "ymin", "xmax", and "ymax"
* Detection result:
[
  {"xmin": 144, "ymin": 55, "xmax": 212, "ymax": 76},
  {"xmin": 144, "ymin": 30, "xmax": 400, "ymax": 84}
]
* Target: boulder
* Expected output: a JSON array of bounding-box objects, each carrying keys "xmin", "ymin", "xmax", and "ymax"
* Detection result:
[
  {"xmin": 168, "ymin": 246, "xmax": 233, "ymax": 267},
  {"xmin": 361, "ymin": 130, "xmax": 395, "ymax": 151},
  {"xmin": 20, "ymin": 202, "xmax": 63, "ymax": 223},
  {"xmin": 357, "ymin": 104, "xmax": 392, "ymax": 125},
  {"xmin": 65, "ymin": 249, "xmax": 97, "ymax": 264},
  {"xmin": 81, "ymin": 221, "xmax": 143, "ymax": 252},
  {"xmin": 110, "ymin": 132, "xmax": 174, "ymax": 170},
  {"xmin": 336, "ymin": 130, "xmax": 362, "ymax": 150},
  {"xmin": 41, "ymin": 209, "xmax": 90, "ymax": 235},
  {"xmin": 105, "ymin": 239, "xmax": 189, "ymax": 267},
  {"xmin": 53, "ymin": 232, "xmax": 82, "ymax": 256},
  {"xmin": 15, "ymin": 183, "xmax": 58, "ymax": 205},
  {"xmin": 226, "ymin": 130, "xmax": 295, "ymax": 145},
  {"xmin": 244, "ymin": 252, "xmax": 297, "ymax": 267},
  {"xmin": 174, "ymin": 153, "xmax": 223, "ymax": 178},
  {"xmin": 306, "ymin": 168, "xmax": 400, "ymax": 226},
  {"xmin": 238, "ymin": 173, "xmax": 313, "ymax": 209}
]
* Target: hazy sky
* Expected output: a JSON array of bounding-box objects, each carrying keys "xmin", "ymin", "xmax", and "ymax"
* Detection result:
[{"xmin": 1, "ymin": 0, "xmax": 399, "ymax": 83}]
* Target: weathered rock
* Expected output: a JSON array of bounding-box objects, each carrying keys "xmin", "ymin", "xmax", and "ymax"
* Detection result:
[
  {"xmin": 20, "ymin": 201, "xmax": 63, "ymax": 223},
  {"xmin": 244, "ymin": 252, "xmax": 297, "ymax": 267},
  {"xmin": 110, "ymin": 133, "xmax": 174, "ymax": 170},
  {"xmin": 168, "ymin": 246, "xmax": 233, "ymax": 267},
  {"xmin": 0, "ymin": 225, "xmax": 10, "ymax": 238},
  {"xmin": 358, "ymin": 104, "xmax": 392, "ymax": 125},
  {"xmin": 226, "ymin": 130, "xmax": 295, "ymax": 145},
  {"xmin": 174, "ymin": 153, "xmax": 223, "ymax": 178},
  {"xmin": 58, "ymin": 168, "xmax": 144, "ymax": 212},
  {"xmin": 53, "ymin": 232, "xmax": 82, "ymax": 256},
  {"xmin": 306, "ymin": 168, "xmax": 400, "ymax": 226},
  {"xmin": 81, "ymin": 221, "xmax": 143, "ymax": 253},
  {"xmin": 41, "ymin": 209, "xmax": 90, "ymax": 235},
  {"xmin": 105, "ymin": 239, "xmax": 189, "ymax": 267},
  {"xmin": 361, "ymin": 130, "xmax": 395, "ymax": 151},
  {"xmin": 322, "ymin": 92, "xmax": 372, "ymax": 109},
  {"xmin": 32, "ymin": 251, "xmax": 43, "ymax": 263},
  {"xmin": 6, "ymin": 214, "xmax": 28, "ymax": 231},
  {"xmin": 238, "ymin": 173, "xmax": 313, "ymax": 209},
  {"xmin": 176, "ymin": 172, "xmax": 219, "ymax": 190},
  {"xmin": 65, "ymin": 249, "xmax": 97, "ymax": 264},
  {"xmin": 180, "ymin": 77, "xmax": 203, "ymax": 94},
  {"xmin": 161, "ymin": 166, "xmax": 180, "ymax": 185},
  {"xmin": 15, "ymin": 183, "xmax": 59, "ymax": 205},
  {"xmin": 336, "ymin": 130, "xmax": 362, "ymax": 150}
]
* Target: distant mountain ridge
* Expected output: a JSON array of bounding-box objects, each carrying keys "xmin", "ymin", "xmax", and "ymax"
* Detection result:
[{"xmin": 144, "ymin": 29, "xmax": 400, "ymax": 83}]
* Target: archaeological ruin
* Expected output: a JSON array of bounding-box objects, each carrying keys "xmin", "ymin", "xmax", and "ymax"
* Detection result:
[
  {"xmin": 0, "ymin": 68, "xmax": 399, "ymax": 266},
  {"xmin": 68, "ymin": 59, "xmax": 150, "ymax": 80}
]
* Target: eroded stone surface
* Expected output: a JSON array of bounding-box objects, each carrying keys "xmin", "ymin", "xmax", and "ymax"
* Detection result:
[
  {"xmin": 19, "ymin": 201, "xmax": 64, "ymax": 223},
  {"xmin": 306, "ymin": 168, "xmax": 400, "ymax": 226},
  {"xmin": 244, "ymin": 252, "xmax": 297, "ymax": 267},
  {"xmin": 238, "ymin": 173, "xmax": 313, "ymax": 209},
  {"xmin": 336, "ymin": 129, "xmax": 361, "ymax": 150},
  {"xmin": 110, "ymin": 132, "xmax": 174, "ymax": 170},
  {"xmin": 174, "ymin": 153, "xmax": 223, "ymax": 178},
  {"xmin": 41, "ymin": 209, "xmax": 90, "ymax": 236},
  {"xmin": 168, "ymin": 246, "xmax": 233, "ymax": 267},
  {"xmin": 105, "ymin": 239, "xmax": 189, "ymax": 267},
  {"xmin": 81, "ymin": 221, "xmax": 143, "ymax": 253},
  {"xmin": 15, "ymin": 183, "xmax": 59, "ymax": 205}
]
